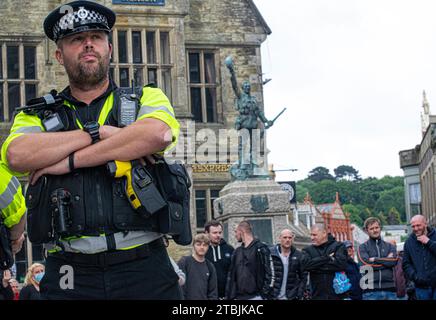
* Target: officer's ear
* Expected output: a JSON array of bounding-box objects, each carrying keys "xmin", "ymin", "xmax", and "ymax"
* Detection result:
[{"xmin": 55, "ymin": 44, "xmax": 64, "ymax": 66}]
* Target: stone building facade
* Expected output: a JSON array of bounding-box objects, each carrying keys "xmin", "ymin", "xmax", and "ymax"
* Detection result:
[
  {"xmin": 400, "ymin": 121, "xmax": 436, "ymax": 227},
  {"xmin": 399, "ymin": 93, "xmax": 436, "ymax": 229},
  {"xmin": 0, "ymin": 0, "xmax": 271, "ymax": 279}
]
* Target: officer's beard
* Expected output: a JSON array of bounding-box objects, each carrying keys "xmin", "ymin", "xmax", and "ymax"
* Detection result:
[{"xmin": 64, "ymin": 51, "xmax": 110, "ymax": 91}]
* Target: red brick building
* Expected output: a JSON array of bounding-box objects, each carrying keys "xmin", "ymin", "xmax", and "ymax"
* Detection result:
[{"xmin": 316, "ymin": 192, "xmax": 353, "ymax": 242}]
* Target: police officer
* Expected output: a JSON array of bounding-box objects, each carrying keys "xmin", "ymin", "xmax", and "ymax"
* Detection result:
[
  {"xmin": 0, "ymin": 164, "xmax": 26, "ymax": 256},
  {"xmin": 1, "ymin": 1, "xmax": 181, "ymax": 299},
  {"xmin": 0, "ymin": 163, "xmax": 25, "ymax": 301}
]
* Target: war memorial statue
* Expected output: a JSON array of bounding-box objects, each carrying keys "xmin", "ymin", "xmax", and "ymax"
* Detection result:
[
  {"xmin": 224, "ymin": 56, "xmax": 285, "ymax": 180},
  {"xmin": 213, "ymin": 58, "xmax": 310, "ymax": 248}
]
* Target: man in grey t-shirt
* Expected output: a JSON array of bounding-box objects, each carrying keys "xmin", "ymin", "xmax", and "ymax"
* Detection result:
[{"xmin": 178, "ymin": 233, "xmax": 218, "ymax": 300}]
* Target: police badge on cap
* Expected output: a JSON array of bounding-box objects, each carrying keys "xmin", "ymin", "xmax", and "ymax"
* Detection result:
[{"xmin": 44, "ymin": 1, "xmax": 116, "ymax": 42}]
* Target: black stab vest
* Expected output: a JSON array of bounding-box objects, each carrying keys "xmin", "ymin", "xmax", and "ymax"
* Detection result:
[{"xmin": 26, "ymin": 94, "xmax": 159, "ymax": 244}]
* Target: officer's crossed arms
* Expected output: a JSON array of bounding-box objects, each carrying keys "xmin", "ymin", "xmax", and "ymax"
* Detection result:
[{"xmin": 3, "ymin": 29, "xmax": 174, "ymax": 184}]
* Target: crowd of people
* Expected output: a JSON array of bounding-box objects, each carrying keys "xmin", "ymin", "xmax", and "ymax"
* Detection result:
[
  {"xmin": 174, "ymin": 214, "xmax": 436, "ymax": 300},
  {"xmin": 0, "ymin": 263, "xmax": 44, "ymax": 300},
  {"xmin": 1, "ymin": 214, "xmax": 435, "ymax": 301}
]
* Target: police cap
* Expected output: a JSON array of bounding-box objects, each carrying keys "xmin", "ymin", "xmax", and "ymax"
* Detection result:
[{"xmin": 44, "ymin": 1, "xmax": 116, "ymax": 42}]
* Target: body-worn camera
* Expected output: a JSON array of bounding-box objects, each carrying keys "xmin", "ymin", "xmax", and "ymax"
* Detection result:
[
  {"xmin": 17, "ymin": 90, "xmax": 65, "ymax": 132},
  {"xmin": 50, "ymin": 189, "xmax": 73, "ymax": 236}
]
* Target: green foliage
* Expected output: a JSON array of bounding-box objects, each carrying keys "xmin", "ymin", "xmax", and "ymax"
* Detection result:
[
  {"xmin": 307, "ymin": 166, "xmax": 335, "ymax": 183},
  {"xmin": 342, "ymin": 204, "xmax": 363, "ymax": 226},
  {"xmin": 296, "ymin": 179, "xmax": 316, "ymax": 202},
  {"xmin": 377, "ymin": 212, "xmax": 388, "ymax": 226},
  {"xmin": 310, "ymin": 180, "xmax": 337, "ymax": 203},
  {"xmin": 296, "ymin": 168, "xmax": 406, "ymax": 228},
  {"xmin": 334, "ymin": 165, "xmax": 361, "ymax": 181},
  {"xmin": 387, "ymin": 207, "xmax": 402, "ymax": 225},
  {"xmin": 374, "ymin": 187, "xmax": 405, "ymax": 221}
]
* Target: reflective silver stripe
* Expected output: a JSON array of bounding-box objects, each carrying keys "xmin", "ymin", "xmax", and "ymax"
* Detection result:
[
  {"xmin": 114, "ymin": 231, "xmax": 162, "ymax": 249},
  {"xmin": 138, "ymin": 105, "xmax": 175, "ymax": 119},
  {"xmin": 62, "ymin": 236, "xmax": 108, "ymax": 254},
  {"xmin": 45, "ymin": 231, "xmax": 162, "ymax": 254},
  {"xmin": 0, "ymin": 177, "xmax": 21, "ymax": 209},
  {"xmin": 14, "ymin": 126, "xmax": 43, "ymax": 134}
]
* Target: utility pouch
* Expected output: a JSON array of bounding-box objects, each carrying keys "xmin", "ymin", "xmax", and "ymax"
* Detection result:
[
  {"xmin": 149, "ymin": 158, "xmax": 192, "ymax": 245},
  {"xmin": 131, "ymin": 164, "xmax": 167, "ymax": 218},
  {"xmin": 26, "ymin": 176, "xmax": 54, "ymax": 243},
  {"xmin": 0, "ymin": 219, "xmax": 13, "ymax": 270}
]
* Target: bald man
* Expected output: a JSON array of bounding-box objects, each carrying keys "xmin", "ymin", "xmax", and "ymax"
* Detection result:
[
  {"xmin": 403, "ymin": 215, "xmax": 436, "ymax": 300},
  {"xmin": 225, "ymin": 220, "xmax": 272, "ymax": 300},
  {"xmin": 302, "ymin": 224, "xmax": 348, "ymax": 300},
  {"xmin": 268, "ymin": 229, "xmax": 307, "ymax": 300}
]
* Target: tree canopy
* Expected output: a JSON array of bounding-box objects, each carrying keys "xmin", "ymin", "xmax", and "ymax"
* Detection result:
[
  {"xmin": 307, "ymin": 166, "xmax": 335, "ymax": 182},
  {"xmin": 296, "ymin": 166, "xmax": 405, "ymax": 227},
  {"xmin": 334, "ymin": 165, "xmax": 361, "ymax": 181}
]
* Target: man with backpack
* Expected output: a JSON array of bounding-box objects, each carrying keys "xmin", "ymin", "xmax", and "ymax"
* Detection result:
[
  {"xmin": 178, "ymin": 233, "xmax": 218, "ymax": 300},
  {"xmin": 343, "ymin": 240, "xmax": 363, "ymax": 300}
]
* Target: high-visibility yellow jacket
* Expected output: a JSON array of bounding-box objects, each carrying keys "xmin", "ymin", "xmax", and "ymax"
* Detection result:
[{"xmin": 0, "ymin": 163, "xmax": 26, "ymax": 228}]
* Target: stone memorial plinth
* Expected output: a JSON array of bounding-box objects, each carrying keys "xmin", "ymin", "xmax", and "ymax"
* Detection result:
[{"xmin": 213, "ymin": 178, "xmax": 310, "ymax": 248}]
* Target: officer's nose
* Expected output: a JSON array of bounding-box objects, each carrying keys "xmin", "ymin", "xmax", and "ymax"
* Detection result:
[{"xmin": 84, "ymin": 37, "xmax": 94, "ymax": 50}]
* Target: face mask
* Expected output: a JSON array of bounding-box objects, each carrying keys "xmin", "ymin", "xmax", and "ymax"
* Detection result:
[{"xmin": 34, "ymin": 272, "xmax": 45, "ymax": 283}]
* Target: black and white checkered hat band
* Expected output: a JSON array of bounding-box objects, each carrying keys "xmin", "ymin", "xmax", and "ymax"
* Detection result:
[{"xmin": 52, "ymin": 7, "xmax": 109, "ymax": 41}]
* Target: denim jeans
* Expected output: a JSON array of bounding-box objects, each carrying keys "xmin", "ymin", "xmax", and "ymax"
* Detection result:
[
  {"xmin": 416, "ymin": 287, "xmax": 436, "ymax": 300},
  {"xmin": 362, "ymin": 291, "xmax": 398, "ymax": 300}
]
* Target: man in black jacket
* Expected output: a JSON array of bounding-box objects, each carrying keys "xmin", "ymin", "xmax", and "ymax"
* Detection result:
[
  {"xmin": 226, "ymin": 220, "xmax": 273, "ymax": 300},
  {"xmin": 268, "ymin": 229, "xmax": 307, "ymax": 300},
  {"xmin": 302, "ymin": 224, "xmax": 348, "ymax": 300},
  {"xmin": 204, "ymin": 220, "xmax": 234, "ymax": 299},
  {"xmin": 357, "ymin": 217, "xmax": 398, "ymax": 300},
  {"xmin": 403, "ymin": 215, "xmax": 436, "ymax": 300}
]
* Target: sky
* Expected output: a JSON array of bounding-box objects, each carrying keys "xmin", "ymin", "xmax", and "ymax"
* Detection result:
[{"xmin": 252, "ymin": 0, "xmax": 436, "ymax": 182}]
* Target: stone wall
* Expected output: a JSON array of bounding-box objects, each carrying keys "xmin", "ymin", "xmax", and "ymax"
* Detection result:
[{"xmin": 0, "ymin": 0, "xmax": 271, "ymax": 257}]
